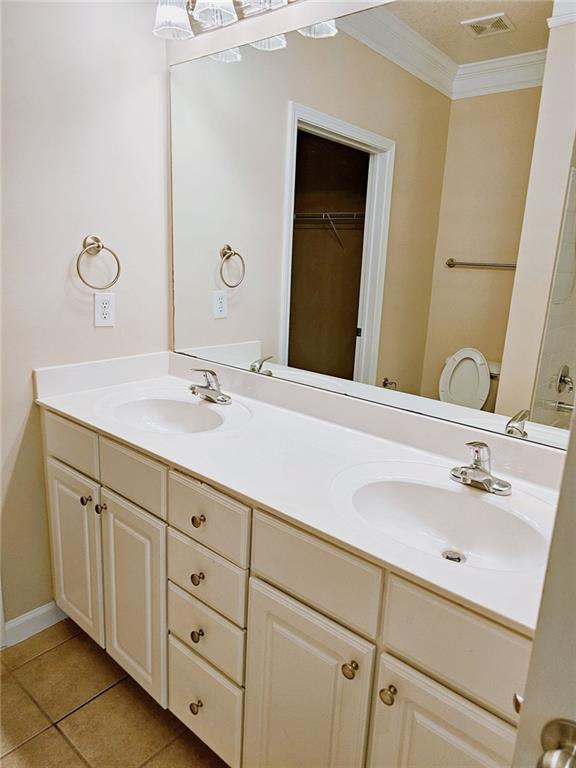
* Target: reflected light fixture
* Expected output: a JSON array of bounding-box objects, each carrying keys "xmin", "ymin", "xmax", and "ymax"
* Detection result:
[
  {"xmin": 241, "ymin": 0, "xmax": 287, "ymax": 17},
  {"xmin": 298, "ymin": 19, "xmax": 338, "ymax": 38},
  {"xmin": 250, "ymin": 34, "xmax": 287, "ymax": 51},
  {"xmin": 193, "ymin": 0, "xmax": 237, "ymax": 28},
  {"xmin": 210, "ymin": 47, "xmax": 242, "ymax": 62},
  {"xmin": 153, "ymin": 0, "xmax": 194, "ymax": 39}
]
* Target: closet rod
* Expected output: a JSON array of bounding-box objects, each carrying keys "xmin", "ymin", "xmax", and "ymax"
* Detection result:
[{"xmin": 446, "ymin": 258, "xmax": 516, "ymax": 271}]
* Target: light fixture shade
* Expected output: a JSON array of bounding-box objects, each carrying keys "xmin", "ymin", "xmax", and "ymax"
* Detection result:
[
  {"xmin": 153, "ymin": 0, "xmax": 193, "ymax": 39},
  {"xmin": 250, "ymin": 34, "xmax": 287, "ymax": 51},
  {"xmin": 193, "ymin": 0, "xmax": 237, "ymax": 28},
  {"xmin": 298, "ymin": 19, "xmax": 338, "ymax": 38},
  {"xmin": 210, "ymin": 47, "xmax": 242, "ymax": 63},
  {"xmin": 241, "ymin": 0, "xmax": 287, "ymax": 17}
]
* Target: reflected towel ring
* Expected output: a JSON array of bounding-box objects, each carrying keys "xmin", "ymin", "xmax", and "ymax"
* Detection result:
[
  {"xmin": 76, "ymin": 235, "xmax": 121, "ymax": 290},
  {"xmin": 219, "ymin": 244, "xmax": 245, "ymax": 289}
]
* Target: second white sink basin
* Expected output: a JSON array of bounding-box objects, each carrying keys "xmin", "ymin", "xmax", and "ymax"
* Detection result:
[{"xmin": 331, "ymin": 462, "xmax": 551, "ymax": 572}]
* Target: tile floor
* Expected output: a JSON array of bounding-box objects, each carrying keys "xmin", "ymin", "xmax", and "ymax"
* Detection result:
[{"xmin": 0, "ymin": 620, "xmax": 226, "ymax": 767}]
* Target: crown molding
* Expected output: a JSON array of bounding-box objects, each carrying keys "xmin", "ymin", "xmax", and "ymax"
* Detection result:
[{"xmin": 339, "ymin": 7, "xmax": 545, "ymax": 101}]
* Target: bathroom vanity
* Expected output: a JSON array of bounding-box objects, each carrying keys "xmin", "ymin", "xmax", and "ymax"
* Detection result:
[{"xmin": 35, "ymin": 353, "xmax": 561, "ymax": 768}]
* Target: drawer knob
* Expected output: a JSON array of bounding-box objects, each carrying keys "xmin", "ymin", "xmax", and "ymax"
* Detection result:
[
  {"xmin": 379, "ymin": 685, "xmax": 398, "ymax": 706},
  {"xmin": 189, "ymin": 700, "xmax": 203, "ymax": 716},
  {"xmin": 191, "ymin": 514, "xmax": 207, "ymax": 529},
  {"xmin": 190, "ymin": 572, "xmax": 205, "ymax": 587},
  {"xmin": 341, "ymin": 661, "xmax": 359, "ymax": 680},
  {"xmin": 513, "ymin": 693, "xmax": 524, "ymax": 714},
  {"xmin": 95, "ymin": 503, "xmax": 107, "ymax": 515},
  {"xmin": 190, "ymin": 629, "xmax": 205, "ymax": 644},
  {"xmin": 80, "ymin": 495, "xmax": 92, "ymax": 506}
]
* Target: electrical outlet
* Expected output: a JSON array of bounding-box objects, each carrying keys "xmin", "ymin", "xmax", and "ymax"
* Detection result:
[
  {"xmin": 94, "ymin": 292, "xmax": 115, "ymax": 327},
  {"xmin": 213, "ymin": 289, "xmax": 228, "ymax": 319}
]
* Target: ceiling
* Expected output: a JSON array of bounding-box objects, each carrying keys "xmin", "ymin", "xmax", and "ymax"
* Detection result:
[{"xmin": 385, "ymin": 1, "xmax": 552, "ymax": 64}]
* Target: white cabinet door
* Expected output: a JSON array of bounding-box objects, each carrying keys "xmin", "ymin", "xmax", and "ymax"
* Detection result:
[
  {"xmin": 368, "ymin": 654, "xmax": 516, "ymax": 768},
  {"xmin": 244, "ymin": 578, "xmax": 375, "ymax": 768},
  {"xmin": 45, "ymin": 458, "xmax": 104, "ymax": 646},
  {"xmin": 101, "ymin": 489, "xmax": 167, "ymax": 706}
]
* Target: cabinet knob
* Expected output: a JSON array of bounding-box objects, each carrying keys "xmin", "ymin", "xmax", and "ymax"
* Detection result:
[
  {"xmin": 513, "ymin": 693, "xmax": 524, "ymax": 714},
  {"xmin": 191, "ymin": 514, "xmax": 206, "ymax": 529},
  {"xmin": 80, "ymin": 495, "xmax": 92, "ymax": 506},
  {"xmin": 95, "ymin": 503, "xmax": 107, "ymax": 515},
  {"xmin": 379, "ymin": 685, "xmax": 398, "ymax": 706},
  {"xmin": 190, "ymin": 629, "xmax": 205, "ymax": 644},
  {"xmin": 341, "ymin": 661, "xmax": 359, "ymax": 680},
  {"xmin": 190, "ymin": 572, "xmax": 205, "ymax": 587},
  {"xmin": 189, "ymin": 700, "xmax": 203, "ymax": 716}
]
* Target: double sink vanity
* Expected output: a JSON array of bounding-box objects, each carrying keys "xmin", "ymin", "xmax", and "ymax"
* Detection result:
[{"xmin": 34, "ymin": 351, "xmax": 561, "ymax": 768}]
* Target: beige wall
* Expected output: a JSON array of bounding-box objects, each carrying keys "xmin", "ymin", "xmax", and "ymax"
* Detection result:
[
  {"xmin": 172, "ymin": 28, "xmax": 451, "ymax": 394},
  {"xmin": 497, "ymin": 21, "xmax": 576, "ymax": 416},
  {"xmin": 1, "ymin": 3, "xmax": 169, "ymax": 620},
  {"xmin": 420, "ymin": 88, "xmax": 541, "ymax": 403}
]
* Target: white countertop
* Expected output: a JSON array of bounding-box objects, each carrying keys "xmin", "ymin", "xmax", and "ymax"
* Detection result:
[{"xmin": 35, "ymin": 355, "xmax": 560, "ymax": 637}]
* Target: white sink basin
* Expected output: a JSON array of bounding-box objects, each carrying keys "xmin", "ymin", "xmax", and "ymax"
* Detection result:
[
  {"xmin": 331, "ymin": 462, "xmax": 551, "ymax": 572},
  {"xmin": 110, "ymin": 394, "xmax": 250, "ymax": 434}
]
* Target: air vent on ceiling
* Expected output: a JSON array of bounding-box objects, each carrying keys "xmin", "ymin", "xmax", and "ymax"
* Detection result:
[{"xmin": 461, "ymin": 13, "xmax": 516, "ymax": 39}]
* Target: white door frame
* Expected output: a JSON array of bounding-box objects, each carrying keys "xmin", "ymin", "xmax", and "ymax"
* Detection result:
[{"xmin": 279, "ymin": 102, "xmax": 396, "ymax": 385}]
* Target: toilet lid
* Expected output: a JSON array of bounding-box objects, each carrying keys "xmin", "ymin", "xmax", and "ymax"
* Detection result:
[{"xmin": 439, "ymin": 347, "xmax": 490, "ymax": 409}]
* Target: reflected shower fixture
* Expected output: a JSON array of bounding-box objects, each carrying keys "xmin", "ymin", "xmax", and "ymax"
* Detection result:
[
  {"xmin": 250, "ymin": 34, "xmax": 287, "ymax": 51},
  {"xmin": 241, "ymin": 0, "xmax": 287, "ymax": 17},
  {"xmin": 192, "ymin": 0, "xmax": 237, "ymax": 28},
  {"xmin": 210, "ymin": 47, "xmax": 242, "ymax": 62},
  {"xmin": 153, "ymin": 0, "xmax": 194, "ymax": 39},
  {"xmin": 298, "ymin": 19, "xmax": 338, "ymax": 38}
]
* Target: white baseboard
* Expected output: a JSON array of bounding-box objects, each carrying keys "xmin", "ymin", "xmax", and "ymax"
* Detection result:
[{"xmin": 3, "ymin": 601, "xmax": 67, "ymax": 647}]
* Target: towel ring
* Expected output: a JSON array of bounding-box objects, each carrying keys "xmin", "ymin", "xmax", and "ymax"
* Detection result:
[
  {"xmin": 76, "ymin": 235, "xmax": 121, "ymax": 290},
  {"xmin": 219, "ymin": 244, "xmax": 245, "ymax": 289}
]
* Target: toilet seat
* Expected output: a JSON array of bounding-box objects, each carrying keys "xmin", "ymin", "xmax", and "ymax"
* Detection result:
[{"xmin": 439, "ymin": 347, "xmax": 490, "ymax": 409}]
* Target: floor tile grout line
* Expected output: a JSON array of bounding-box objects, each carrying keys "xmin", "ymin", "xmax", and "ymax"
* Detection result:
[
  {"xmin": 137, "ymin": 729, "xmax": 187, "ymax": 768},
  {"xmin": 0, "ymin": 626, "xmax": 82, "ymax": 673},
  {"xmin": 54, "ymin": 675, "xmax": 130, "ymax": 725},
  {"xmin": 54, "ymin": 723, "xmax": 96, "ymax": 768},
  {"xmin": 0, "ymin": 721, "xmax": 54, "ymax": 761}
]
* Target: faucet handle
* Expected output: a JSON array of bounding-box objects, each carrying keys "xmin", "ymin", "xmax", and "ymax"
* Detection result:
[
  {"xmin": 192, "ymin": 368, "xmax": 218, "ymax": 387},
  {"xmin": 466, "ymin": 441, "xmax": 491, "ymax": 471}
]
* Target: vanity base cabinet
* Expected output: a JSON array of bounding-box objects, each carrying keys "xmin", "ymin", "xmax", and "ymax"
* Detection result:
[
  {"xmin": 368, "ymin": 654, "xmax": 516, "ymax": 768},
  {"xmin": 243, "ymin": 578, "xmax": 375, "ymax": 768},
  {"xmin": 169, "ymin": 635, "xmax": 244, "ymax": 768},
  {"xmin": 45, "ymin": 458, "xmax": 105, "ymax": 647},
  {"xmin": 101, "ymin": 489, "xmax": 167, "ymax": 707}
]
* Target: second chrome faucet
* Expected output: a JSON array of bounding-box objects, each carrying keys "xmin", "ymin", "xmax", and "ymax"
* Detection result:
[{"xmin": 190, "ymin": 369, "xmax": 231, "ymax": 405}]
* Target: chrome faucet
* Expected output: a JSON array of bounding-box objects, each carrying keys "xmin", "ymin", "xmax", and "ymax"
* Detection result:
[
  {"xmin": 189, "ymin": 369, "xmax": 231, "ymax": 405},
  {"xmin": 450, "ymin": 442, "xmax": 511, "ymax": 496},
  {"xmin": 505, "ymin": 409, "xmax": 530, "ymax": 438},
  {"xmin": 249, "ymin": 355, "xmax": 274, "ymax": 376}
]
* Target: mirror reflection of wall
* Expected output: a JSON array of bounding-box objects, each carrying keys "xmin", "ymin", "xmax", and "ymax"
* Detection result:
[{"xmin": 171, "ymin": 0, "xmax": 575, "ymax": 440}]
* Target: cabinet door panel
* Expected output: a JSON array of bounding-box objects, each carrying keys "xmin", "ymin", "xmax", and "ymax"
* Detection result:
[
  {"xmin": 45, "ymin": 458, "xmax": 104, "ymax": 646},
  {"xmin": 244, "ymin": 578, "xmax": 375, "ymax": 768},
  {"xmin": 102, "ymin": 489, "xmax": 167, "ymax": 706},
  {"xmin": 368, "ymin": 654, "xmax": 516, "ymax": 768}
]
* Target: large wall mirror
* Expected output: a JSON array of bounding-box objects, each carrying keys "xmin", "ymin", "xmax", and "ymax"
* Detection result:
[{"xmin": 171, "ymin": 0, "xmax": 575, "ymax": 449}]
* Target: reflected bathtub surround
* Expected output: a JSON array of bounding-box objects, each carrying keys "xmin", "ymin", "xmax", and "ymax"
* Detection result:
[
  {"xmin": 241, "ymin": 0, "xmax": 287, "ymax": 16},
  {"xmin": 153, "ymin": 0, "xmax": 193, "ymax": 39},
  {"xmin": 209, "ymin": 46, "xmax": 242, "ymax": 62},
  {"xmin": 192, "ymin": 0, "xmax": 237, "ymax": 28},
  {"xmin": 250, "ymin": 34, "xmax": 287, "ymax": 51},
  {"xmin": 298, "ymin": 19, "xmax": 338, "ymax": 38}
]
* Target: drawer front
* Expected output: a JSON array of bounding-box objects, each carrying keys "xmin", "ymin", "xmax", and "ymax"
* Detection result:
[
  {"xmin": 168, "ymin": 581, "xmax": 245, "ymax": 685},
  {"xmin": 169, "ymin": 471, "xmax": 251, "ymax": 567},
  {"xmin": 168, "ymin": 529, "xmax": 247, "ymax": 627},
  {"xmin": 100, "ymin": 438, "xmax": 167, "ymax": 520},
  {"xmin": 382, "ymin": 576, "xmax": 532, "ymax": 722},
  {"xmin": 43, "ymin": 411, "xmax": 99, "ymax": 480},
  {"xmin": 169, "ymin": 635, "xmax": 243, "ymax": 768},
  {"xmin": 251, "ymin": 511, "xmax": 383, "ymax": 637}
]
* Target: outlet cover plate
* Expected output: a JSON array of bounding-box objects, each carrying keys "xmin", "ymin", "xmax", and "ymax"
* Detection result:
[{"xmin": 94, "ymin": 292, "xmax": 115, "ymax": 327}]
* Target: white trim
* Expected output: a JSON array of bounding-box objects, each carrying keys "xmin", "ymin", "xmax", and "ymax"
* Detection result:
[
  {"xmin": 279, "ymin": 103, "xmax": 395, "ymax": 385},
  {"xmin": 339, "ymin": 6, "xmax": 545, "ymax": 100},
  {"xmin": 0, "ymin": 585, "xmax": 6, "ymax": 649},
  {"xmin": 452, "ymin": 50, "xmax": 547, "ymax": 99},
  {"xmin": 548, "ymin": 0, "xmax": 576, "ymax": 27},
  {"xmin": 4, "ymin": 601, "xmax": 67, "ymax": 647}
]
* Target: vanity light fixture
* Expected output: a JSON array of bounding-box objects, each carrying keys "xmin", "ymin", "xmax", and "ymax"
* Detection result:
[
  {"xmin": 241, "ymin": 0, "xmax": 287, "ymax": 17},
  {"xmin": 192, "ymin": 0, "xmax": 237, "ymax": 28},
  {"xmin": 153, "ymin": 0, "xmax": 194, "ymax": 39},
  {"xmin": 210, "ymin": 46, "xmax": 242, "ymax": 62},
  {"xmin": 298, "ymin": 19, "xmax": 338, "ymax": 38},
  {"xmin": 250, "ymin": 34, "xmax": 287, "ymax": 51}
]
